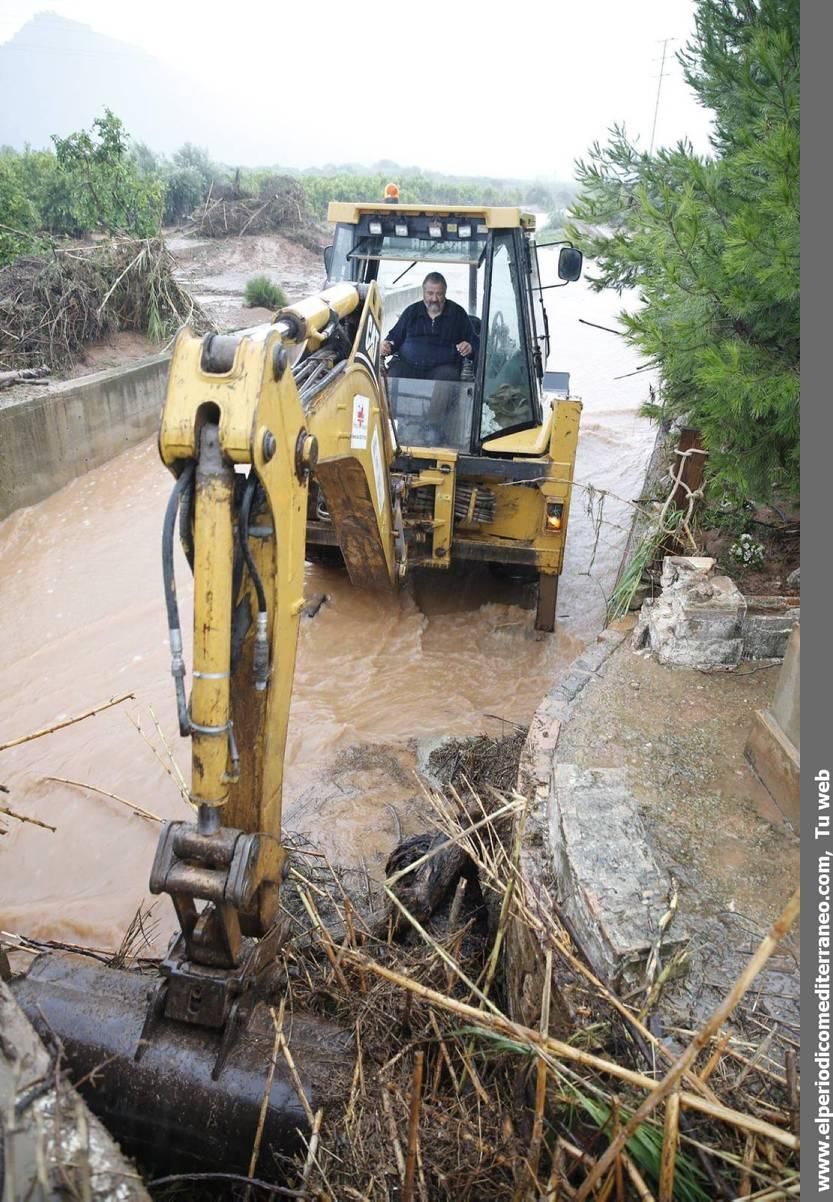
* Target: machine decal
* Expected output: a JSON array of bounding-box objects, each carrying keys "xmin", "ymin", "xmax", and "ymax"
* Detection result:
[
  {"xmin": 351, "ymin": 394, "xmax": 369, "ymax": 449},
  {"xmin": 364, "ymin": 313, "xmax": 380, "ymax": 364},
  {"xmin": 371, "ymin": 426, "xmax": 387, "ymax": 515},
  {"xmin": 353, "ymin": 311, "xmax": 380, "ymax": 388}
]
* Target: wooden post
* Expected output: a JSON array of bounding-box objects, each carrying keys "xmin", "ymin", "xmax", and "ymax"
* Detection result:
[{"xmin": 670, "ymin": 428, "xmax": 706, "ymax": 510}]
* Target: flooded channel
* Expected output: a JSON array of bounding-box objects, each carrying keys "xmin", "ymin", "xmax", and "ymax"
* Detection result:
[{"xmin": 0, "ymin": 277, "xmax": 657, "ymax": 951}]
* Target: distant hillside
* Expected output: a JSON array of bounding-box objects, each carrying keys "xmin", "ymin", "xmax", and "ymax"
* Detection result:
[
  {"xmin": 0, "ymin": 12, "xmax": 255, "ymax": 159},
  {"xmin": 0, "ymin": 13, "xmax": 575, "ymax": 193}
]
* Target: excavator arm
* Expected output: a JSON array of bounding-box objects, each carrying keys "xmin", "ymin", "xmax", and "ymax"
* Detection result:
[
  {"xmin": 10, "ymin": 287, "xmax": 388, "ymax": 1176},
  {"xmin": 145, "ymin": 281, "xmax": 398, "ymax": 1057}
]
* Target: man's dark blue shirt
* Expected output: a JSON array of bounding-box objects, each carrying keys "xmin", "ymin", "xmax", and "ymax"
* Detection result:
[{"xmin": 386, "ymin": 299, "xmax": 478, "ymax": 372}]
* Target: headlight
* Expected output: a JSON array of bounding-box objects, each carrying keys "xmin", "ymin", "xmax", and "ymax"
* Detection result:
[
  {"xmin": 545, "ymin": 500, "xmax": 564, "ymax": 531},
  {"xmin": 428, "ymin": 222, "xmax": 443, "ymax": 238},
  {"xmin": 369, "ymin": 220, "xmax": 383, "ymax": 235},
  {"xmin": 395, "ymin": 221, "xmax": 408, "ymax": 237}
]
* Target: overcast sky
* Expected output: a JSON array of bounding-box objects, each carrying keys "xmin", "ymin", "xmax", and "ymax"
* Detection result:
[{"xmin": 0, "ymin": 1, "xmax": 715, "ymax": 178}]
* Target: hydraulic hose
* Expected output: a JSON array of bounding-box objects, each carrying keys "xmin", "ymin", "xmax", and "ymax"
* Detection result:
[
  {"xmin": 162, "ymin": 462, "xmax": 195, "ymax": 735},
  {"xmin": 239, "ymin": 471, "xmax": 267, "ymax": 613},
  {"xmin": 238, "ymin": 470, "xmax": 270, "ymax": 691},
  {"xmin": 178, "ymin": 472, "xmax": 195, "ymax": 570}
]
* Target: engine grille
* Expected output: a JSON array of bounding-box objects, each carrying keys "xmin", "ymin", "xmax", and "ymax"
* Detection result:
[{"xmin": 405, "ymin": 483, "xmax": 496, "ymax": 526}]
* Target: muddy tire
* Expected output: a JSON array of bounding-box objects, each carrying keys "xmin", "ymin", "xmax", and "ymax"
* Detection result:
[
  {"xmin": 488, "ymin": 562, "xmax": 538, "ymax": 584},
  {"xmin": 535, "ymin": 573, "xmax": 559, "ymax": 632},
  {"xmin": 305, "ymin": 543, "xmax": 345, "ymax": 569}
]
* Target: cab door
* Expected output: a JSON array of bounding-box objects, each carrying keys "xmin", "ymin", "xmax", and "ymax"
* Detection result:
[{"xmin": 475, "ymin": 230, "xmax": 541, "ymax": 448}]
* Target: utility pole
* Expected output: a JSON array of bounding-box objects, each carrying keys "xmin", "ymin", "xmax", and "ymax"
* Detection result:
[{"xmin": 649, "ymin": 38, "xmax": 675, "ymax": 156}]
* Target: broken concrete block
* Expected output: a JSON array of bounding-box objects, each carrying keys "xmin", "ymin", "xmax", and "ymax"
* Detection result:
[
  {"xmin": 659, "ymin": 555, "xmax": 717, "ymax": 590},
  {"xmin": 1, "ymin": 979, "xmax": 152, "ymax": 1201},
  {"xmin": 633, "ymin": 556, "xmax": 746, "ymax": 670},
  {"xmin": 742, "ymin": 597, "xmax": 800, "ymax": 660},
  {"xmin": 549, "ymin": 763, "xmax": 687, "ymax": 988}
]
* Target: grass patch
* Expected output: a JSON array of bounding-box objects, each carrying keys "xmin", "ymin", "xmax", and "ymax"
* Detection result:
[{"xmin": 243, "ymin": 274, "xmax": 287, "ymax": 310}]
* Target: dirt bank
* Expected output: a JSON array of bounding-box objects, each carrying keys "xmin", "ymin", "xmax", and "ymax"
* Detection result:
[
  {"xmin": 556, "ymin": 618, "xmax": 800, "ymax": 1025},
  {"xmin": 167, "ymin": 228, "xmax": 323, "ymax": 328}
]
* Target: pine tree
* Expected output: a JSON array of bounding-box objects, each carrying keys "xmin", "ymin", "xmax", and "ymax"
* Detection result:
[{"xmin": 568, "ymin": 0, "xmax": 799, "ymax": 503}]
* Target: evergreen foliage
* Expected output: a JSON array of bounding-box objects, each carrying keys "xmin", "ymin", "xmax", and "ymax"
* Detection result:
[{"xmin": 568, "ymin": 0, "xmax": 799, "ymax": 502}]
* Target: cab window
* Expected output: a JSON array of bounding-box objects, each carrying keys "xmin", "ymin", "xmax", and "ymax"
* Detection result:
[
  {"xmin": 327, "ymin": 224, "xmax": 357, "ymax": 282},
  {"xmin": 481, "ymin": 232, "xmax": 534, "ymax": 439}
]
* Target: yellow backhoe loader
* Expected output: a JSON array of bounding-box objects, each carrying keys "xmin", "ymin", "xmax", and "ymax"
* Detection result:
[
  {"xmin": 313, "ymin": 197, "xmax": 583, "ymax": 632},
  {"xmin": 10, "ymin": 199, "xmax": 583, "ymax": 1185}
]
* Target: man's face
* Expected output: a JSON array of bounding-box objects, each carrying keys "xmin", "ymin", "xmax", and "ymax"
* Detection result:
[{"xmin": 423, "ymin": 281, "xmax": 446, "ymax": 316}]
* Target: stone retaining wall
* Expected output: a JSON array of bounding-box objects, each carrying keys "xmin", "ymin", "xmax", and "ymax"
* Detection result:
[{"xmin": 506, "ymin": 629, "xmax": 629, "ymax": 1031}]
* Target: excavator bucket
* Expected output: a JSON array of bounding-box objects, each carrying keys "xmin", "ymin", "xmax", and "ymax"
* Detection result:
[{"xmin": 12, "ymin": 951, "xmax": 349, "ymax": 1182}]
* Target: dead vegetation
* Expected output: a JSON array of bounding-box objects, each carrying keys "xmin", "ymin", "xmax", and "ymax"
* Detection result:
[
  {"xmin": 428, "ymin": 727, "xmax": 527, "ymax": 796},
  {"xmin": 256, "ymin": 763, "xmax": 800, "ymax": 1202},
  {"xmin": 0, "ymin": 237, "xmax": 212, "ymax": 373},
  {"xmin": 190, "ymin": 176, "xmax": 324, "ymax": 251},
  {"xmin": 4, "ymin": 734, "xmax": 800, "ymax": 1200}
]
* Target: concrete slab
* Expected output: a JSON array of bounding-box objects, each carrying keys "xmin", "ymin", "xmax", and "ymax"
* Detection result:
[
  {"xmin": 745, "ymin": 625, "xmax": 800, "ymax": 827},
  {"xmin": 549, "ymin": 763, "xmax": 687, "ymax": 988},
  {"xmin": 742, "ymin": 597, "xmax": 800, "ymax": 660},
  {"xmin": 0, "ymin": 352, "xmax": 171, "ymax": 519},
  {"xmin": 745, "ymin": 708, "xmax": 800, "ymax": 829},
  {"xmin": 514, "ymin": 617, "xmax": 799, "ymax": 1032},
  {"xmin": 634, "ymin": 557, "xmax": 747, "ymax": 670},
  {"xmin": 1, "ymin": 978, "xmax": 150, "ymax": 1200}
]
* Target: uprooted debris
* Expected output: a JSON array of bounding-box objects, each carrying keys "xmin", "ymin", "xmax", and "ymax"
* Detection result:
[
  {"xmin": 165, "ymin": 782, "xmax": 802, "ymax": 1198},
  {"xmin": 4, "ymin": 776, "xmax": 800, "ymax": 1201},
  {"xmin": 0, "ymin": 238, "xmax": 212, "ymax": 373},
  {"xmin": 270, "ymin": 784, "xmax": 800, "ymax": 1202},
  {"xmin": 428, "ymin": 728, "xmax": 527, "ymax": 796},
  {"xmin": 0, "ymin": 365, "xmax": 51, "ymax": 391},
  {"xmin": 190, "ymin": 176, "xmax": 325, "ymax": 251}
]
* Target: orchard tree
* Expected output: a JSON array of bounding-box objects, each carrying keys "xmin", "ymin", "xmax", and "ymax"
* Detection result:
[
  {"xmin": 52, "ymin": 110, "xmax": 162, "ymax": 237},
  {"xmin": 568, "ymin": 0, "xmax": 799, "ymax": 503},
  {"xmin": 0, "ymin": 152, "xmax": 39, "ymax": 263}
]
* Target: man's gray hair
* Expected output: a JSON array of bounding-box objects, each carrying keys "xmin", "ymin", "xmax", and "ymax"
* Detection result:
[{"xmin": 423, "ymin": 272, "xmax": 447, "ymax": 289}]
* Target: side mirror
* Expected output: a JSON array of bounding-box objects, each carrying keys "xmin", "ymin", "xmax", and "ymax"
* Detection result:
[
  {"xmin": 323, "ymin": 245, "xmax": 334, "ymax": 277},
  {"xmin": 558, "ymin": 246, "xmax": 583, "ymax": 283}
]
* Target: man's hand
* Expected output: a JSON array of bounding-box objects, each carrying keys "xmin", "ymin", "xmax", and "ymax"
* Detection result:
[
  {"xmin": 456, "ymin": 341, "xmax": 473, "ymax": 358},
  {"xmin": 381, "ymin": 339, "xmax": 394, "ymax": 357}
]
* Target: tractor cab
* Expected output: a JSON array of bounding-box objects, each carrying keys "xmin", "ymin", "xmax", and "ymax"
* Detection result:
[
  {"xmin": 316, "ymin": 195, "xmax": 584, "ymax": 633},
  {"xmin": 324, "ymin": 199, "xmax": 582, "ymax": 455}
]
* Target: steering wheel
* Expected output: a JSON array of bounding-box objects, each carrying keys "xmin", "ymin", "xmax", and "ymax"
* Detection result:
[{"xmin": 490, "ymin": 311, "xmax": 511, "ymax": 352}]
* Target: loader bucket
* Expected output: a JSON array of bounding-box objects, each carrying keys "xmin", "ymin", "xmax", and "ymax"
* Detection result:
[{"xmin": 12, "ymin": 951, "xmax": 349, "ymax": 1183}]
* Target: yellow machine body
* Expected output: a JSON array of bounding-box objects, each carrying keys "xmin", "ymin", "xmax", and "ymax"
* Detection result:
[
  {"xmin": 9, "ymin": 205, "xmax": 585, "ymax": 1190},
  {"xmin": 158, "ymin": 282, "xmax": 397, "ymax": 855},
  {"xmin": 95, "ymin": 193, "xmax": 582, "ymax": 1079},
  {"xmin": 311, "ymin": 200, "xmax": 584, "ymax": 626}
]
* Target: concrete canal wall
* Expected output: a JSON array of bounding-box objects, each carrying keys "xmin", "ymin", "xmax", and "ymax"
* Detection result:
[{"xmin": 0, "ymin": 352, "xmax": 171, "ymax": 520}]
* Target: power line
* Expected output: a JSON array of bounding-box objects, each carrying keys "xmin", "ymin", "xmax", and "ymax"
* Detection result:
[{"xmin": 649, "ymin": 37, "xmax": 676, "ymax": 156}]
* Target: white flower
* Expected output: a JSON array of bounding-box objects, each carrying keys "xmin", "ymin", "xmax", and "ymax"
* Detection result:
[{"xmin": 729, "ymin": 533, "xmax": 765, "ymax": 568}]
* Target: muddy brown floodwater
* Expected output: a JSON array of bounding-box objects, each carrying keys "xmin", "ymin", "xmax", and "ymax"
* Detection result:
[{"xmin": 0, "ymin": 277, "xmax": 657, "ymax": 953}]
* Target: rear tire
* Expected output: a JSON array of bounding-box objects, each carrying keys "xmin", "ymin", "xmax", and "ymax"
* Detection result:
[
  {"xmin": 535, "ymin": 573, "xmax": 559, "ymax": 632},
  {"xmin": 488, "ymin": 562, "xmax": 538, "ymax": 584},
  {"xmin": 305, "ymin": 544, "xmax": 345, "ymax": 568}
]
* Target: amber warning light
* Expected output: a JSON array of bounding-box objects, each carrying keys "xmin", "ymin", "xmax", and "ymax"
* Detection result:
[
  {"xmin": 545, "ymin": 501, "xmax": 564, "ymax": 531},
  {"xmin": 384, "ymin": 182, "xmax": 400, "ymax": 203}
]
